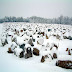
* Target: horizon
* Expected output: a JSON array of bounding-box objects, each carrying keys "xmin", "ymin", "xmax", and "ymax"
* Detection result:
[{"xmin": 0, "ymin": 0, "xmax": 72, "ymax": 18}]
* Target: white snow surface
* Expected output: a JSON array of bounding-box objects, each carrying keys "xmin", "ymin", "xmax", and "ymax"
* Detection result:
[{"xmin": 0, "ymin": 23, "xmax": 72, "ymax": 72}]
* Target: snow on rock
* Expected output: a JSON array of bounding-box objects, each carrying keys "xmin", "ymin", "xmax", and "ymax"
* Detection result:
[
  {"xmin": 14, "ymin": 46, "xmax": 24, "ymax": 58},
  {"xmin": 0, "ymin": 23, "xmax": 72, "ymax": 72}
]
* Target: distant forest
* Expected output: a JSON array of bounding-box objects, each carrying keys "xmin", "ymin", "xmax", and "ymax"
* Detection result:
[{"xmin": 0, "ymin": 15, "xmax": 72, "ymax": 25}]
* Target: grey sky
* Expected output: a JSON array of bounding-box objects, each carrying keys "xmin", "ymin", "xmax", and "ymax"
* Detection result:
[{"xmin": 0, "ymin": 0, "xmax": 72, "ymax": 18}]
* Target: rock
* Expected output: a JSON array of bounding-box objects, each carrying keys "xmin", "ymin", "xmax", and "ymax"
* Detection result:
[
  {"xmin": 20, "ymin": 30, "xmax": 23, "ymax": 32},
  {"xmin": 56, "ymin": 60, "xmax": 72, "ymax": 69},
  {"xmin": 68, "ymin": 50, "xmax": 71, "ymax": 55},
  {"xmin": 19, "ymin": 44, "xmax": 25, "ymax": 50},
  {"xmin": 37, "ymin": 36, "xmax": 39, "ymax": 38},
  {"xmin": 7, "ymin": 48, "xmax": 13, "ymax": 53},
  {"xmin": 48, "ymin": 29, "xmax": 51, "ymax": 32},
  {"xmin": 1, "ymin": 39, "xmax": 8, "ymax": 46},
  {"xmin": 53, "ymin": 53, "xmax": 57, "ymax": 59},
  {"xmin": 23, "ymin": 28, "xmax": 26, "ymax": 31},
  {"xmin": 25, "ymin": 53, "xmax": 32, "ymax": 59},
  {"xmin": 37, "ymin": 32, "xmax": 41, "ymax": 35},
  {"xmin": 68, "ymin": 36, "xmax": 72, "ymax": 40},
  {"xmin": 33, "ymin": 39, "xmax": 35, "ymax": 42},
  {"xmin": 19, "ymin": 51, "xmax": 24, "ymax": 58},
  {"xmin": 37, "ymin": 38, "xmax": 44, "ymax": 45},
  {"xmin": 66, "ymin": 48, "xmax": 68, "ymax": 51},
  {"xmin": 46, "ymin": 34, "xmax": 48, "ymax": 39},
  {"xmin": 56, "ymin": 34, "xmax": 60, "ymax": 39},
  {"xmin": 25, "ymin": 47, "xmax": 32, "ymax": 59},
  {"xmin": 28, "ymin": 39, "xmax": 33, "ymax": 45},
  {"xmin": 44, "ymin": 55, "xmax": 49, "ymax": 58},
  {"xmin": 31, "ymin": 44, "xmax": 34, "ymax": 47},
  {"xmin": 14, "ymin": 47, "xmax": 24, "ymax": 58},
  {"xmin": 41, "ymin": 56, "xmax": 45, "ymax": 63},
  {"xmin": 54, "ymin": 44, "xmax": 58, "ymax": 49},
  {"xmin": 33, "ymin": 48, "xmax": 39, "ymax": 56},
  {"xmin": 41, "ymin": 32, "xmax": 44, "ymax": 36},
  {"xmin": 63, "ymin": 36, "xmax": 68, "ymax": 39}
]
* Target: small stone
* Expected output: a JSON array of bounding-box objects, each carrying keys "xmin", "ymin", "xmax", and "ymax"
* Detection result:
[
  {"xmin": 46, "ymin": 34, "xmax": 48, "ymax": 39},
  {"xmin": 53, "ymin": 53, "xmax": 57, "ymax": 59},
  {"xmin": 20, "ymin": 30, "xmax": 23, "ymax": 32},
  {"xmin": 7, "ymin": 48, "xmax": 13, "ymax": 53},
  {"xmin": 33, "ymin": 48, "xmax": 39, "ymax": 56},
  {"xmin": 66, "ymin": 48, "xmax": 68, "ymax": 51},
  {"xmin": 41, "ymin": 56, "xmax": 45, "ymax": 63}
]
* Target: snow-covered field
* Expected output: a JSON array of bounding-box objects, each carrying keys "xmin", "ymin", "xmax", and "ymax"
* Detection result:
[{"xmin": 0, "ymin": 22, "xmax": 72, "ymax": 72}]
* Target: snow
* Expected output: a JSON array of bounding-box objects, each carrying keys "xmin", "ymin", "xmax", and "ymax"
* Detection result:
[{"xmin": 0, "ymin": 23, "xmax": 72, "ymax": 72}]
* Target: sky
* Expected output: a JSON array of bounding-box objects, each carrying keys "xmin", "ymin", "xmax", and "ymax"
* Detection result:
[{"xmin": 0, "ymin": 0, "xmax": 72, "ymax": 18}]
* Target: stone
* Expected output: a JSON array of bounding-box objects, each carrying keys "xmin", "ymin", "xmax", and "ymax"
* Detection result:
[
  {"xmin": 63, "ymin": 36, "xmax": 68, "ymax": 39},
  {"xmin": 54, "ymin": 44, "xmax": 58, "ymax": 49},
  {"xmin": 23, "ymin": 28, "xmax": 26, "ymax": 31},
  {"xmin": 28, "ymin": 39, "xmax": 33, "ymax": 45},
  {"xmin": 7, "ymin": 48, "xmax": 13, "ymax": 53},
  {"xmin": 46, "ymin": 34, "xmax": 48, "ymax": 39},
  {"xmin": 56, "ymin": 34, "xmax": 60, "ymax": 39},
  {"xmin": 19, "ymin": 51, "xmax": 24, "ymax": 58},
  {"xmin": 20, "ymin": 30, "xmax": 23, "ymax": 32},
  {"xmin": 68, "ymin": 36, "xmax": 72, "ymax": 40},
  {"xmin": 25, "ymin": 47, "xmax": 32, "ymax": 59},
  {"xmin": 19, "ymin": 44, "xmax": 25, "ymax": 50},
  {"xmin": 33, "ymin": 39, "xmax": 35, "ymax": 42},
  {"xmin": 53, "ymin": 53, "xmax": 57, "ymax": 59},
  {"xmin": 33, "ymin": 48, "xmax": 39, "ymax": 56},
  {"xmin": 68, "ymin": 50, "xmax": 71, "ymax": 55},
  {"xmin": 48, "ymin": 29, "xmax": 51, "ymax": 32},
  {"xmin": 37, "ymin": 38, "xmax": 44, "ymax": 45},
  {"xmin": 41, "ymin": 32, "xmax": 44, "ymax": 36},
  {"xmin": 66, "ymin": 48, "xmax": 68, "ymax": 51},
  {"xmin": 41, "ymin": 56, "xmax": 45, "ymax": 63},
  {"xmin": 56, "ymin": 60, "xmax": 72, "ymax": 69}
]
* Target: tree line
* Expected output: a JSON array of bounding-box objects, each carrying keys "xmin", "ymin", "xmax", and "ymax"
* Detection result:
[{"xmin": 0, "ymin": 15, "xmax": 72, "ymax": 25}]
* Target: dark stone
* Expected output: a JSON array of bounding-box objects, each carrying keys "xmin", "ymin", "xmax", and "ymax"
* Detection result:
[
  {"xmin": 68, "ymin": 50, "xmax": 71, "ymax": 55},
  {"xmin": 2, "ymin": 39, "xmax": 8, "ymax": 46},
  {"xmin": 33, "ymin": 48, "xmax": 39, "ymax": 56},
  {"xmin": 23, "ymin": 28, "xmax": 26, "ymax": 31},
  {"xmin": 41, "ymin": 32, "xmax": 44, "ymax": 36},
  {"xmin": 8, "ymin": 35, "xmax": 12, "ymax": 36},
  {"xmin": 15, "ymin": 29, "xmax": 16, "ymax": 31},
  {"xmin": 54, "ymin": 44, "xmax": 58, "ymax": 49},
  {"xmin": 41, "ymin": 56, "xmax": 45, "ymax": 63},
  {"xmin": 31, "ymin": 44, "xmax": 34, "ymax": 47},
  {"xmin": 53, "ymin": 53, "xmax": 57, "ymax": 59},
  {"xmin": 19, "ymin": 51, "xmax": 24, "ymax": 58},
  {"xmin": 48, "ymin": 29, "xmax": 51, "ymax": 32},
  {"xmin": 7, "ymin": 48, "xmax": 13, "ymax": 53},
  {"xmin": 68, "ymin": 36, "xmax": 72, "ymax": 40},
  {"xmin": 30, "ymin": 35, "xmax": 32, "ymax": 37},
  {"xmin": 66, "ymin": 48, "xmax": 68, "ymax": 51},
  {"xmin": 56, "ymin": 60, "xmax": 72, "ymax": 69},
  {"xmin": 63, "ymin": 36, "xmax": 68, "ymax": 39},
  {"xmin": 37, "ymin": 36, "xmax": 39, "ymax": 38},
  {"xmin": 19, "ymin": 44, "xmax": 25, "ymax": 51},
  {"xmin": 25, "ymin": 53, "xmax": 32, "ymax": 59},
  {"xmin": 5, "ymin": 39, "xmax": 8, "ymax": 44},
  {"xmin": 33, "ymin": 39, "xmax": 35, "ymax": 42},
  {"xmin": 36, "ymin": 30, "xmax": 37, "ymax": 32},
  {"xmin": 25, "ymin": 47, "xmax": 32, "ymax": 59},
  {"xmin": 37, "ymin": 32, "xmax": 41, "ymax": 35}
]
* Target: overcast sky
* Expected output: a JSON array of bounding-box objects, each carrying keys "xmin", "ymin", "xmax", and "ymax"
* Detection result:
[{"xmin": 0, "ymin": 0, "xmax": 72, "ymax": 18}]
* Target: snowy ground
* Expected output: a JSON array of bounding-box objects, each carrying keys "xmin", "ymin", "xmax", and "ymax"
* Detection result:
[{"xmin": 0, "ymin": 22, "xmax": 72, "ymax": 72}]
